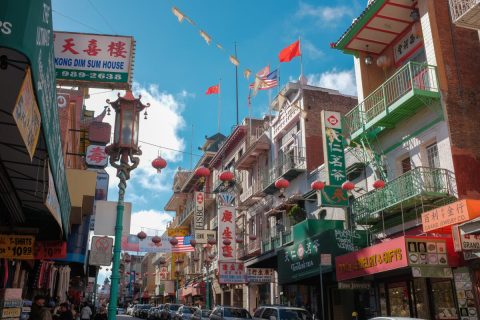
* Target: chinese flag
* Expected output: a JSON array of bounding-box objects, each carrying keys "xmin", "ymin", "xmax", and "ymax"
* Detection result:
[
  {"xmin": 205, "ymin": 84, "xmax": 220, "ymax": 95},
  {"xmin": 279, "ymin": 40, "xmax": 301, "ymax": 63}
]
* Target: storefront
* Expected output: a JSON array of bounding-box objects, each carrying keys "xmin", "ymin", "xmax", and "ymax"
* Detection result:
[{"xmin": 335, "ymin": 235, "xmax": 466, "ymax": 319}]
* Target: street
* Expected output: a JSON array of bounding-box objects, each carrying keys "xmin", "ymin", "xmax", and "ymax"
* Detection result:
[{"xmin": 116, "ymin": 315, "xmax": 137, "ymax": 320}]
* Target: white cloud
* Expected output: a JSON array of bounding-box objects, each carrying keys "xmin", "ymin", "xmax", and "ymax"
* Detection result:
[
  {"xmin": 302, "ymin": 40, "xmax": 324, "ymax": 59},
  {"xmin": 129, "ymin": 209, "xmax": 173, "ymax": 235},
  {"xmin": 296, "ymin": 2, "xmax": 353, "ymax": 22},
  {"xmin": 85, "ymin": 83, "xmax": 188, "ymax": 195},
  {"xmin": 307, "ymin": 69, "xmax": 357, "ymax": 96}
]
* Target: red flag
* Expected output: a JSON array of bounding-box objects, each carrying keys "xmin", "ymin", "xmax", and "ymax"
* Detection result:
[
  {"xmin": 205, "ymin": 84, "xmax": 220, "ymax": 95},
  {"xmin": 279, "ymin": 40, "xmax": 301, "ymax": 63}
]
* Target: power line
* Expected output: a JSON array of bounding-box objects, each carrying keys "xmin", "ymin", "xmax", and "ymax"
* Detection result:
[
  {"xmin": 53, "ymin": 9, "xmax": 102, "ymax": 33},
  {"xmin": 139, "ymin": 140, "xmax": 202, "ymax": 157},
  {"xmin": 86, "ymin": 0, "xmax": 117, "ymax": 34}
]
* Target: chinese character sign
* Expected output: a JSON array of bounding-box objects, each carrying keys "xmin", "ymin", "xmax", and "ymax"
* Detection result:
[
  {"xmin": 246, "ymin": 268, "xmax": 275, "ymax": 283},
  {"xmin": 219, "ymin": 262, "xmax": 246, "ymax": 284},
  {"xmin": 85, "ymin": 145, "xmax": 108, "ymax": 167},
  {"xmin": 321, "ymin": 111, "xmax": 346, "ymax": 187},
  {"xmin": 393, "ymin": 26, "xmax": 423, "ymax": 64},
  {"xmin": 159, "ymin": 266, "xmax": 169, "ymax": 280},
  {"xmin": 53, "ymin": 32, "xmax": 134, "ymax": 89},
  {"xmin": 194, "ymin": 192, "xmax": 204, "ymax": 230},
  {"xmin": 218, "ymin": 206, "xmax": 236, "ymax": 262}
]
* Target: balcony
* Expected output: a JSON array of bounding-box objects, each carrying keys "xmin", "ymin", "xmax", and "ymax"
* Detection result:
[
  {"xmin": 212, "ymin": 171, "xmax": 243, "ymax": 193},
  {"xmin": 262, "ymin": 147, "xmax": 307, "ymax": 194},
  {"xmin": 178, "ymin": 199, "xmax": 195, "ymax": 225},
  {"xmin": 345, "ymin": 62, "xmax": 440, "ymax": 142},
  {"xmin": 449, "ymin": 0, "xmax": 480, "ymax": 30},
  {"xmin": 210, "ymin": 216, "xmax": 218, "ymax": 230},
  {"xmin": 353, "ymin": 167, "xmax": 456, "ymax": 225},
  {"xmin": 238, "ymin": 237, "xmax": 262, "ymax": 260},
  {"xmin": 261, "ymin": 231, "xmax": 293, "ymax": 254},
  {"xmin": 236, "ymin": 127, "xmax": 270, "ymax": 170},
  {"xmin": 239, "ymin": 179, "xmax": 265, "ymax": 206}
]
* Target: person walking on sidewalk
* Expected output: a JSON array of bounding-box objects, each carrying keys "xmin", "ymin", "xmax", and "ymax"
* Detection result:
[{"xmin": 80, "ymin": 304, "xmax": 92, "ymax": 320}]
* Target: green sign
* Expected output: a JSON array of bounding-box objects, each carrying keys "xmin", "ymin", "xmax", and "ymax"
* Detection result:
[
  {"xmin": 56, "ymin": 69, "xmax": 129, "ymax": 83},
  {"xmin": 320, "ymin": 185, "xmax": 349, "ymax": 207},
  {"xmin": 278, "ymin": 228, "xmax": 368, "ymax": 284},
  {"xmin": 321, "ymin": 110, "xmax": 347, "ymax": 186},
  {"xmin": 1, "ymin": 0, "xmax": 71, "ymax": 234}
]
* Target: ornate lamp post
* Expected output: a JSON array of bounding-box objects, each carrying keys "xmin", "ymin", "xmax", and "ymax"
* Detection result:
[{"xmin": 105, "ymin": 91, "xmax": 149, "ymax": 320}]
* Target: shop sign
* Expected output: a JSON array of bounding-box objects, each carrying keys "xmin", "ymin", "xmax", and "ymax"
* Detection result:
[
  {"xmin": 333, "ymin": 229, "xmax": 363, "ymax": 252},
  {"xmin": 53, "ymin": 32, "xmax": 134, "ymax": 89},
  {"xmin": 452, "ymin": 225, "xmax": 480, "ymax": 251},
  {"xmin": 218, "ymin": 206, "xmax": 236, "ymax": 262},
  {"xmin": 278, "ymin": 235, "xmax": 321, "ymax": 283},
  {"xmin": 89, "ymin": 236, "xmax": 113, "ymax": 266},
  {"xmin": 93, "ymin": 169, "xmax": 109, "ymax": 201},
  {"xmin": 338, "ymin": 282, "xmax": 371, "ymax": 290},
  {"xmin": 0, "ymin": 235, "xmax": 34, "ymax": 260},
  {"xmin": 406, "ymin": 237, "xmax": 448, "ymax": 266},
  {"xmin": 321, "ymin": 111, "xmax": 347, "ymax": 187},
  {"xmin": 194, "ymin": 191, "xmax": 204, "ymax": 230},
  {"xmin": 336, "ymin": 236, "xmax": 408, "ymax": 282},
  {"xmin": 422, "ymin": 199, "xmax": 480, "ymax": 232},
  {"xmin": 45, "ymin": 165, "xmax": 63, "ymax": 232},
  {"xmin": 246, "ymin": 268, "xmax": 274, "ymax": 283},
  {"xmin": 138, "ymin": 236, "xmax": 172, "ymax": 253},
  {"xmin": 320, "ymin": 253, "xmax": 332, "ymax": 266},
  {"xmin": 412, "ymin": 266, "xmax": 453, "ymax": 278},
  {"xmin": 218, "ymin": 262, "xmax": 246, "ymax": 284},
  {"xmin": 86, "ymin": 277, "xmax": 95, "ymax": 293},
  {"xmin": 2, "ymin": 0, "xmax": 71, "ymax": 233},
  {"xmin": 94, "ymin": 200, "xmax": 131, "ymax": 236},
  {"xmin": 193, "ymin": 230, "xmax": 216, "ymax": 244},
  {"xmin": 34, "ymin": 241, "xmax": 67, "ymax": 259},
  {"xmin": 393, "ymin": 26, "xmax": 423, "ymax": 65},
  {"xmin": 57, "ymin": 93, "xmax": 69, "ymax": 109},
  {"xmin": 0, "ymin": 307, "xmax": 21, "ymax": 318},
  {"xmin": 463, "ymin": 251, "xmax": 480, "ymax": 261},
  {"xmin": 85, "ymin": 145, "xmax": 108, "ymax": 168},
  {"xmin": 159, "ymin": 266, "xmax": 169, "ymax": 280},
  {"xmin": 12, "ymin": 67, "xmax": 41, "ymax": 160},
  {"xmin": 319, "ymin": 185, "xmax": 348, "ymax": 207},
  {"xmin": 454, "ymin": 267, "xmax": 479, "ymax": 318}
]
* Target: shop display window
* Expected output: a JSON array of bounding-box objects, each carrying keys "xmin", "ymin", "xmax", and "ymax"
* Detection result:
[
  {"xmin": 431, "ymin": 279, "xmax": 458, "ymax": 319},
  {"xmin": 379, "ymin": 284, "xmax": 387, "ymax": 316},
  {"xmin": 412, "ymin": 278, "xmax": 429, "ymax": 319},
  {"xmin": 388, "ymin": 282, "xmax": 411, "ymax": 317}
]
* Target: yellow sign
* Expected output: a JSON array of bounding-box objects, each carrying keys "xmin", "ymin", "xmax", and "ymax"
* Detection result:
[
  {"xmin": 12, "ymin": 67, "xmax": 41, "ymax": 160},
  {"xmin": 0, "ymin": 308, "xmax": 21, "ymax": 318},
  {"xmin": 167, "ymin": 227, "xmax": 189, "ymax": 237},
  {"xmin": 0, "ymin": 235, "xmax": 35, "ymax": 260}
]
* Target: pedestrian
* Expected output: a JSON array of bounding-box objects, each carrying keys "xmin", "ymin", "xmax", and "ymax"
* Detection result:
[
  {"xmin": 93, "ymin": 307, "xmax": 107, "ymax": 320},
  {"xmin": 80, "ymin": 304, "xmax": 92, "ymax": 320},
  {"xmin": 30, "ymin": 296, "xmax": 47, "ymax": 320},
  {"xmin": 59, "ymin": 303, "xmax": 74, "ymax": 320}
]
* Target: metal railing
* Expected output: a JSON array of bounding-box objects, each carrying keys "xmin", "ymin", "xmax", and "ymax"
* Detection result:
[
  {"xmin": 345, "ymin": 61, "xmax": 439, "ymax": 135},
  {"xmin": 179, "ymin": 199, "xmax": 195, "ymax": 224},
  {"xmin": 260, "ymin": 231, "xmax": 294, "ymax": 254},
  {"xmin": 262, "ymin": 147, "xmax": 307, "ymax": 188},
  {"xmin": 353, "ymin": 167, "xmax": 455, "ymax": 222},
  {"xmin": 212, "ymin": 170, "xmax": 243, "ymax": 192},
  {"xmin": 449, "ymin": 0, "xmax": 479, "ymax": 26}
]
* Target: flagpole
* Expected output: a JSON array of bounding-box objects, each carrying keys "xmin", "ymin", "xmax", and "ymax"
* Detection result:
[
  {"xmin": 299, "ymin": 37, "xmax": 304, "ymax": 80},
  {"xmin": 234, "ymin": 42, "xmax": 239, "ymax": 126},
  {"xmin": 248, "ymin": 90, "xmax": 252, "ymax": 139},
  {"xmin": 218, "ymin": 79, "xmax": 222, "ymax": 133}
]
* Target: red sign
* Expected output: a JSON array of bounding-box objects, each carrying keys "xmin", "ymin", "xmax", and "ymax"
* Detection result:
[
  {"xmin": 34, "ymin": 241, "xmax": 67, "ymax": 259},
  {"xmin": 218, "ymin": 206, "xmax": 236, "ymax": 261},
  {"xmin": 85, "ymin": 145, "xmax": 108, "ymax": 167},
  {"xmin": 336, "ymin": 237, "xmax": 408, "ymax": 281},
  {"xmin": 218, "ymin": 262, "xmax": 246, "ymax": 284}
]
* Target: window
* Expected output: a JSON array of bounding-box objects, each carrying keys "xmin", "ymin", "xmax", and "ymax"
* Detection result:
[
  {"xmin": 253, "ymin": 308, "xmax": 263, "ymax": 318},
  {"xmin": 401, "ymin": 156, "xmax": 412, "ymax": 173},
  {"xmin": 261, "ymin": 308, "xmax": 276, "ymax": 319},
  {"xmin": 426, "ymin": 143, "xmax": 440, "ymax": 168}
]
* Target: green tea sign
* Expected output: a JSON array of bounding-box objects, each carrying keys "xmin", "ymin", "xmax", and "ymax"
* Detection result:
[
  {"xmin": 278, "ymin": 235, "xmax": 321, "ymax": 284},
  {"xmin": 321, "ymin": 111, "xmax": 347, "ymax": 186}
]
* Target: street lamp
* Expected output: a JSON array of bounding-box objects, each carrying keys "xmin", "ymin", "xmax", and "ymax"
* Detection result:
[{"xmin": 105, "ymin": 91, "xmax": 149, "ymax": 320}]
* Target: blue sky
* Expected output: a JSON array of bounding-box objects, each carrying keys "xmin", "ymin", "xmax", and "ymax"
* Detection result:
[{"xmin": 52, "ymin": 0, "xmax": 363, "ymax": 235}]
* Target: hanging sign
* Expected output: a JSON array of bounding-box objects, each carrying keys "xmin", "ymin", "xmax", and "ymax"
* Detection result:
[
  {"xmin": 194, "ymin": 191, "xmax": 205, "ymax": 229},
  {"xmin": 320, "ymin": 185, "xmax": 348, "ymax": 207},
  {"xmin": 34, "ymin": 241, "xmax": 67, "ymax": 259},
  {"xmin": 0, "ymin": 235, "xmax": 35, "ymax": 260},
  {"xmin": 422, "ymin": 199, "xmax": 480, "ymax": 233},
  {"xmin": 218, "ymin": 206, "xmax": 236, "ymax": 262},
  {"xmin": 138, "ymin": 236, "xmax": 172, "ymax": 253},
  {"xmin": 159, "ymin": 266, "xmax": 169, "ymax": 280},
  {"xmin": 53, "ymin": 31, "xmax": 134, "ymax": 89},
  {"xmin": 321, "ymin": 111, "xmax": 347, "ymax": 187},
  {"xmin": 45, "ymin": 165, "xmax": 63, "ymax": 231},
  {"xmin": 89, "ymin": 236, "xmax": 113, "ymax": 266},
  {"xmin": 246, "ymin": 268, "xmax": 274, "ymax": 283},
  {"xmin": 12, "ymin": 67, "xmax": 41, "ymax": 160},
  {"xmin": 85, "ymin": 145, "xmax": 108, "ymax": 167},
  {"xmin": 218, "ymin": 262, "xmax": 246, "ymax": 284},
  {"xmin": 393, "ymin": 26, "xmax": 423, "ymax": 64},
  {"xmin": 193, "ymin": 230, "xmax": 216, "ymax": 244}
]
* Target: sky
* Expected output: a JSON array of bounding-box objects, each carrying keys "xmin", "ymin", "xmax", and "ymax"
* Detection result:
[{"xmin": 51, "ymin": 0, "xmax": 364, "ymax": 248}]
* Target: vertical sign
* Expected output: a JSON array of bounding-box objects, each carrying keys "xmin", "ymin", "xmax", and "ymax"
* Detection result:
[
  {"xmin": 321, "ymin": 111, "xmax": 346, "ymax": 186},
  {"xmin": 218, "ymin": 206, "xmax": 236, "ymax": 262},
  {"xmin": 194, "ymin": 191, "xmax": 205, "ymax": 230}
]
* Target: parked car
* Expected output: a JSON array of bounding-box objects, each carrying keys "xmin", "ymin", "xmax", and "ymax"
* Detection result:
[
  {"xmin": 192, "ymin": 309, "xmax": 211, "ymax": 320},
  {"xmin": 161, "ymin": 304, "xmax": 183, "ymax": 320},
  {"xmin": 154, "ymin": 306, "xmax": 165, "ymax": 320},
  {"xmin": 117, "ymin": 307, "xmax": 125, "ymax": 315},
  {"xmin": 253, "ymin": 306, "xmax": 312, "ymax": 320},
  {"xmin": 210, "ymin": 306, "xmax": 251, "ymax": 320},
  {"xmin": 174, "ymin": 306, "xmax": 198, "ymax": 320},
  {"xmin": 148, "ymin": 307, "xmax": 159, "ymax": 320},
  {"xmin": 137, "ymin": 305, "xmax": 153, "ymax": 318},
  {"xmin": 133, "ymin": 305, "xmax": 142, "ymax": 317},
  {"xmin": 127, "ymin": 305, "xmax": 135, "ymax": 316}
]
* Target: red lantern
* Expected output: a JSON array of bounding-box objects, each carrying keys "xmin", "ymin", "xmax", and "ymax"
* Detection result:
[
  {"xmin": 219, "ymin": 171, "xmax": 234, "ymax": 182},
  {"xmin": 195, "ymin": 166, "xmax": 211, "ymax": 177},
  {"xmin": 373, "ymin": 180, "xmax": 385, "ymax": 189},
  {"xmin": 151, "ymin": 156, "xmax": 167, "ymax": 173},
  {"xmin": 169, "ymin": 237, "xmax": 179, "ymax": 246},
  {"xmin": 193, "ymin": 256, "xmax": 199, "ymax": 262},
  {"xmin": 223, "ymin": 239, "xmax": 231, "ymax": 246},
  {"xmin": 275, "ymin": 178, "xmax": 289, "ymax": 190},
  {"xmin": 124, "ymin": 258, "xmax": 131, "ymax": 263},
  {"xmin": 151, "ymin": 236, "xmax": 161, "ymax": 244},
  {"xmin": 207, "ymin": 237, "xmax": 216, "ymax": 245},
  {"xmin": 342, "ymin": 181, "xmax": 355, "ymax": 191},
  {"xmin": 248, "ymin": 234, "xmax": 257, "ymax": 241},
  {"xmin": 311, "ymin": 180, "xmax": 325, "ymax": 191},
  {"xmin": 175, "ymin": 258, "xmax": 184, "ymax": 265},
  {"xmin": 159, "ymin": 257, "xmax": 166, "ymax": 265},
  {"xmin": 137, "ymin": 231, "xmax": 147, "ymax": 240},
  {"xmin": 190, "ymin": 239, "xmax": 197, "ymax": 247},
  {"xmin": 235, "ymin": 236, "xmax": 244, "ymax": 244},
  {"xmin": 208, "ymin": 253, "xmax": 215, "ymax": 260}
]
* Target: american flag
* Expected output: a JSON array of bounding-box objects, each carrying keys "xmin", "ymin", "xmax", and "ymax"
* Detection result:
[
  {"xmin": 249, "ymin": 69, "xmax": 278, "ymax": 90},
  {"xmin": 171, "ymin": 236, "xmax": 195, "ymax": 252}
]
